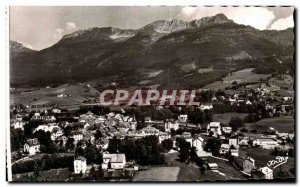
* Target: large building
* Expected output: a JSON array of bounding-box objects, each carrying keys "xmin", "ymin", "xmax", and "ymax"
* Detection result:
[
  {"xmin": 74, "ymin": 156, "xmax": 87, "ymax": 174},
  {"xmin": 102, "ymin": 153, "xmax": 126, "ymax": 171}
]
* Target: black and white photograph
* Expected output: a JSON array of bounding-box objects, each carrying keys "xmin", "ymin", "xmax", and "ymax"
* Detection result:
[{"xmin": 6, "ymin": 5, "xmax": 296, "ymax": 182}]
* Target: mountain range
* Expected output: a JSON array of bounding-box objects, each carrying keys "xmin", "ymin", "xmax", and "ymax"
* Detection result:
[{"xmin": 10, "ymin": 14, "xmax": 294, "ymax": 88}]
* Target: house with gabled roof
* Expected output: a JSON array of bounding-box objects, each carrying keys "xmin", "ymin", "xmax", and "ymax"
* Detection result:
[
  {"xmin": 102, "ymin": 153, "xmax": 126, "ymax": 171},
  {"xmin": 74, "ymin": 156, "xmax": 87, "ymax": 174},
  {"xmin": 24, "ymin": 138, "xmax": 40, "ymax": 155}
]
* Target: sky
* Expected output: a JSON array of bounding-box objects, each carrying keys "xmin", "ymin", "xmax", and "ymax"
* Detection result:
[{"xmin": 10, "ymin": 6, "xmax": 294, "ymax": 50}]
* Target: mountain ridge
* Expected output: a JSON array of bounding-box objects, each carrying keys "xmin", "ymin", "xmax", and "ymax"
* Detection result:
[{"xmin": 10, "ymin": 14, "xmax": 294, "ymax": 88}]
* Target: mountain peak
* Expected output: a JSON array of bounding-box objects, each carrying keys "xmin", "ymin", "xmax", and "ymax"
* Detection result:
[
  {"xmin": 212, "ymin": 13, "xmax": 229, "ymax": 20},
  {"xmin": 59, "ymin": 27, "xmax": 137, "ymax": 44},
  {"xmin": 10, "ymin": 40, "xmax": 35, "ymax": 54},
  {"xmin": 190, "ymin": 13, "xmax": 233, "ymax": 27},
  {"xmin": 142, "ymin": 19, "xmax": 191, "ymax": 33}
]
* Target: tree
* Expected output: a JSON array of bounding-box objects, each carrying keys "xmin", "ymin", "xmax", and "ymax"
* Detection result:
[
  {"xmin": 106, "ymin": 136, "xmax": 164, "ymax": 166},
  {"xmin": 179, "ymin": 145, "xmax": 190, "ymax": 162},
  {"xmin": 85, "ymin": 143, "xmax": 98, "ymax": 164},
  {"xmin": 23, "ymin": 120, "xmax": 43, "ymax": 138},
  {"xmin": 10, "ymin": 129, "xmax": 25, "ymax": 151},
  {"xmin": 248, "ymin": 139, "xmax": 253, "ymax": 146},
  {"xmin": 170, "ymin": 128, "xmax": 176, "ymax": 137},
  {"xmin": 94, "ymin": 130, "xmax": 102, "ymax": 140},
  {"xmin": 63, "ymin": 126, "xmax": 72, "ymax": 137},
  {"xmin": 161, "ymin": 139, "xmax": 173, "ymax": 152},
  {"xmin": 31, "ymin": 160, "xmax": 45, "ymax": 181},
  {"xmin": 176, "ymin": 137, "xmax": 191, "ymax": 162},
  {"xmin": 205, "ymin": 139, "xmax": 221, "ymax": 156},
  {"xmin": 275, "ymin": 167, "xmax": 291, "ymax": 179},
  {"xmin": 66, "ymin": 138, "xmax": 75, "ymax": 150},
  {"xmin": 229, "ymin": 117, "xmax": 244, "ymax": 131},
  {"xmin": 33, "ymin": 130, "xmax": 57, "ymax": 153},
  {"xmin": 176, "ymin": 128, "xmax": 183, "ymax": 135},
  {"xmin": 288, "ymin": 148, "xmax": 294, "ymax": 158},
  {"xmin": 107, "ymin": 137, "xmax": 121, "ymax": 153}
]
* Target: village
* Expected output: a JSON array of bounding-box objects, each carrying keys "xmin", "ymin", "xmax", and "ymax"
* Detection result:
[{"xmin": 10, "ymin": 81, "xmax": 295, "ymax": 182}]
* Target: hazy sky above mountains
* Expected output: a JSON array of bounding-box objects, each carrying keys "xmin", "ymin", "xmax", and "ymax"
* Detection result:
[{"xmin": 10, "ymin": 6, "xmax": 294, "ymax": 50}]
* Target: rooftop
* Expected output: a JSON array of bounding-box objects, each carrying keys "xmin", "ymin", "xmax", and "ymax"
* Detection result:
[{"xmin": 103, "ymin": 153, "xmax": 126, "ymax": 163}]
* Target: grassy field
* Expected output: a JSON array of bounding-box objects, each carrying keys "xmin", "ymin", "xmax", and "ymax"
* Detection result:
[
  {"xmin": 12, "ymin": 168, "xmax": 71, "ymax": 182},
  {"xmin": 213, "ymin": 113, "xmax": 248, "ymax": 125},
  {"xmin": 133, "ymin": 167, "xmax": 180, "ymax": 181},
  {"xmin": 165, "ymin": 152, "xmax": 230, "ymax": 181},
  {"xmin": 242, "ymin": 116, "xmax": 294, "ymax": 133},
  {"xmin": 206, "ymin": 157, "xmax": 246, "ymax": 181},
  {"xmin": 11, "ymin": 84, "xmax": 98, "ymax": 105},
  {"xmin": 204, "ymin": 68, "xmax": 270, "ymax": 90},
  {"xmin": 165, "ymin": 152, "xmax": 201, "ymax": 181}
]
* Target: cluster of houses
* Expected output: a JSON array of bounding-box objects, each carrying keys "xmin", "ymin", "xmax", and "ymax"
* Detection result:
[
  {"xmin": 14, "ymin": 106, "xmax": 293, "ymax": 180},
  {"xmin": 243, "ymin": 157, "xmax": 274, "ymax": 180},
  {"xmin": 219, "ymin": 83, "xmax": 294, "ymax": 117},
  {"xmin": 11, "ymin": 82, "xmax": 294, "ymax": 180}
]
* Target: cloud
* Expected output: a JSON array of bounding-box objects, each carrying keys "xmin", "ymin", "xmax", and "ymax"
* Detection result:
[
  {"xmin": 66, "ymin": 22, "xmax": 77, "ymax": 31},
  {"xmin": 266, "ymin": 7, "xmax": 294, "ymax": 28},
  {"xmin": 53, "ymin": 28, "xmax": 64, "ymax": 41},
  {"xmin": 270, "ymin": 15, "xmax": 294, "ymax": 30},
  {"xmin": 178, "ymin": 7, "xmax": 275, "ymax": 30}
]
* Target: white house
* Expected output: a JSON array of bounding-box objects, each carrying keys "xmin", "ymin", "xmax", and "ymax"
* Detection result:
[
  {"xmin": 13, "ymin": 121, "xmax": 25, "ymax": 130},
  {"xmin": 51, "ymin": 127, "xmax": 63, "ymax": 141},
  {"xmin": 140, "ymin": 125, "xmax": 160, "ymax": 136},
  {"xmin": 282, "ymin": 96, "xmax": 293, "ymax": 101},
  {"xmin": 186, "ymin": 136, "xmax": 211, "ymax": 157},
  {"xmin": 73, "ymin": 132, "xmax": 84, "ymax": 144},
  {"xmin": 238, "ymin": 137, "xmax": 250, "ymax": 146},
  {"xmin": 165, "ymin": 119, "xmax": 179, "ymax": 132},
  {"xmin": 207, "ymin": 122, "xmax": 222, "ymax": 137},
  {"xmin": 24, "ymin": 138, "xmax": 40, "ymax": 155},
  {"xmin": 31, "ymin": 113, "xmax": 56, "ymax": 122},
  {"xmin": 253, "ymin": 167, "xmax": 273, "ymax": 180},
  {"xmin": 222, "ymin": 127, "xmax": 232, "ymax": 134},
  {"xmin": 74, "ymin": 156, "xmax": 87, "ymax": 174},
  {"xmin": 229, "ymin": 138, "xmax": 239, "ymax": 148},
  {"xmin": 144, "ymin": 117, "xmax": 152, "ymax": 123},
  {"xmin": 230, "ymin": 149, "xmax": 239, "ymax": 157},
  {"xmin": 208, "ymin": 163, "xmax": 218, "ymax": 170},
  {"xmin": 178, "ymin": 114, "xmax": 188, "ymax": 122},
  {"xmin": 259, "ymin": 167, "xmax": 273, "ymax": 179},
  {"xmin": 246, "ymin": 100, "xmax": 252, "ymax": 105},
  {"xmin": 158, "ymin": 132, "xmax": 171, "ymax": 143},
  {"xmin": 253, "ymin": 138, "xmax": 279, "ymax": 149},
  {"xmin": 219, "ymin": 144, "xmax": 230, "ymax": 155},
  {"xmin": 199, "ymin": 104, "xmax": 213, "ymax": 111},
  {"xmin": 243, "ymin": 157, "xmax": 255, "ymax": 174},
  {"xmin": 102, "ymin": 153, "xmax": 126, "ymax": 170},
  {"xmin": 229, "ymin": 98, "xmax": 237, "ymax": 105},
  {"xmin": 51, "ymin": 107, "xmax": 61, "ymax": 114}
]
